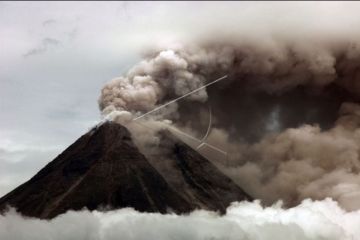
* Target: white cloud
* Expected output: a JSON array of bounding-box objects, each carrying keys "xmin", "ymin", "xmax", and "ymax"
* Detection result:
[{"xmin": 1, "ymin": 199, "xmax": 359, "ymax": 240}]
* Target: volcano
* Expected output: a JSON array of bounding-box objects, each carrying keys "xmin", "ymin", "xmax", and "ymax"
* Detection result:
[{"xmin": 0, "ymin": 121, "xmax": 251, "ymax": 219}]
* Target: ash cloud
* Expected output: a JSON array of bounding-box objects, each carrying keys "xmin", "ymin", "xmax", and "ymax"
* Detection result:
[
  {"xmin": 98, "ymin": 2, "xmax": 360, "ymax": 211},
  {"xmin": 202, "ymin": 103, "xmax": 360, "ymax": 211}
]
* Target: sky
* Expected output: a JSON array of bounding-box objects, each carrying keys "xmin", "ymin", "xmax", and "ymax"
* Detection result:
[
  {"xmin": 0, "ymin": 1, "xmax": 267, "ymax": 197},
  {"xmin": 0, "ymin": 1, "xmax": 230, "ymax": 196},
  {"xmin": 1, "ymin": 1, "xmax": 360, "ymax": 197},
  {"xmin": 0, "ymin": 1, "xmax": 143, "ymax": 196}
]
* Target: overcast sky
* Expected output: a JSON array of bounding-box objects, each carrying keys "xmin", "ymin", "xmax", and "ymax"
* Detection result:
[
  {"xmin": 0, "ymin": 1, "xmax": 230, "ymax": 196},
  {"xmin": 2, "ymin": 1, "xmax": 360, "ymax": 197},
  {"xmin": 0, "ymin": 1, "xmax": 145, "ymax": 196}
]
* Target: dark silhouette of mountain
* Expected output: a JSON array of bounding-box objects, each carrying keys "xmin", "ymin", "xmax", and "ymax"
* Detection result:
[{"xmin": 0, "ymin": 122, "xmax": 251, "ymax": 219}]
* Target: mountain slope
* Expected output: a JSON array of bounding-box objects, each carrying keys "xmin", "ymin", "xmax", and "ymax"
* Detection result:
[
  {"xmin": 0, "ymin": 122, "xmax": 251, "ymax": 219},
  {"xmin": 146, "ymin": 130, "xmax": 252, "ymax": 211}
]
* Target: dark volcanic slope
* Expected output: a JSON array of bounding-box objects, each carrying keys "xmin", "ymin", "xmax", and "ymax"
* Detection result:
[
  {"xmin": 0, "ymin": 122, "xmax": 251, "ymax": 219},
  {"xmin": 150, "ymin": 130, "xmax": 252, "ymax": 212}
]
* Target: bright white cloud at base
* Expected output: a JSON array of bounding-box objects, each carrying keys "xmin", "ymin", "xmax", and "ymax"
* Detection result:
[{"xmin": 1, "ymin": 199, "xmax": 360, "ymax": 240}]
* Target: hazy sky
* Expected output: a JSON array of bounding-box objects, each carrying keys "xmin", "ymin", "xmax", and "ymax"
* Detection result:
[
  {"xmin": 0, "ymin": 1, "xmax": 142, "ymax": 196},
  {"xmin": 1, "ymin": 1, "xmax": 360, "ymax": 197},
  {"xmin": 0, "ymin": 1, "xmax": 223, "ymax": 196}
]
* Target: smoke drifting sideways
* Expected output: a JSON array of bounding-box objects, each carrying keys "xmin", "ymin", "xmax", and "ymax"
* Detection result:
[
  {"xmin": 98, "ymin": 2, "xmax": 360, "ymax": 211},
  {"xmin": 1, "ymin": 199, "xmax": 360, "ymax": 240},
  {"xmin": 98, "ymin": 39, "xmax": 360, "ymax": 211}
]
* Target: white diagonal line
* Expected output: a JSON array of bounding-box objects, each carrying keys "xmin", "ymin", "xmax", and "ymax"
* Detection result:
[
  {"xmin": 132, "ymin": 120, "xmax": 227, "ymax": 156},
  {"xmin": 200, "ymin": 142, "xmax": 227, "ymax": 156},
  {"xmin": 133, "ymin": 75, "xmax": 228, "ymax": 120},
  {"xmin": 131, "ymin": 74, "xmax": 228, "ymax": 156},
  {"xmin": 166, "ymin": 124, "xmax": 227, "ymax": 156},
  {"xmin": 165, "ymin": 124, "xmax": 202, "ymax": 143}
]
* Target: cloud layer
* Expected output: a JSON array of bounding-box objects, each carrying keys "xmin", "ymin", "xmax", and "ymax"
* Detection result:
[{"xmin": 1, "ymin": 199, "xmax": 360, "ymax": 240}]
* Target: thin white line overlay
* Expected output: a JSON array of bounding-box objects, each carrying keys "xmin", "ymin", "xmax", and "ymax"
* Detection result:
[
  {"xmin": 132, "ymin": 75, "xmax": 228, "ymax": 156},
  {"xmin": 133, "ymin": 75, "xmax": 228, "ymax": 120}
]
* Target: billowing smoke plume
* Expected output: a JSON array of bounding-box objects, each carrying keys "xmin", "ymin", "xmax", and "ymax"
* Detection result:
[
  {"xmin": 2, "ymin": 199, "xmax": 360, "ymax": 240},
  {"xmin": 98, "ymin": 2, "xmax": 360, "ymax": 211},
  {"xmin": 98, "ymin": 39, "xmax": 360, "ymax": 211},
  {"xmin": 99, "ymin": 35, "xmax": 360, "ymax": 121},
  {"xmin": 201, "ymin": 102, "xmax": 360, "ymax": 211}
]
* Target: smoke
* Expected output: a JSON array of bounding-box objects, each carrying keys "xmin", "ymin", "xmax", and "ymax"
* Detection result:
[
  {"xmin": 1, "ymin": 199, "xmax": 360, "ymax": 240},
  {"xmin": 201, "ymin": 102, "xmax": 360, "ymax": 211},
  {"xmin": 98, "ymin": 1, "xmax": 360, "ymax": 211},
  {"xmin": 99, "ymin": 48, "xmax": 208, "ymax": 124}
]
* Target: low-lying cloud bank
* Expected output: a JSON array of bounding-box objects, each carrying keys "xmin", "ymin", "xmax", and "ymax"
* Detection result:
[{"xmin": 1, "ymin": 199, "xmax": 360, "ymax": 240}]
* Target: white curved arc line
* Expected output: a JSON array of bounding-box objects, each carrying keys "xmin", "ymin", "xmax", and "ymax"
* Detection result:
[
  {"xmin": 130, "ymin": 74, "xmax": 228, "ymax": 156},
  {"xmin": 197, "ymin": 106, "xmax": 212, "ymax": 150},
  {"xmin": 201, "ymin": 106, "xmax": 212, "ymax": 142}
]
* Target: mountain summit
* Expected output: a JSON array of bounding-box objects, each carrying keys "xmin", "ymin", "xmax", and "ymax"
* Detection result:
[{"xmin": 0, "ymin": 122, "xmax": 251, "ymax": 219}]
